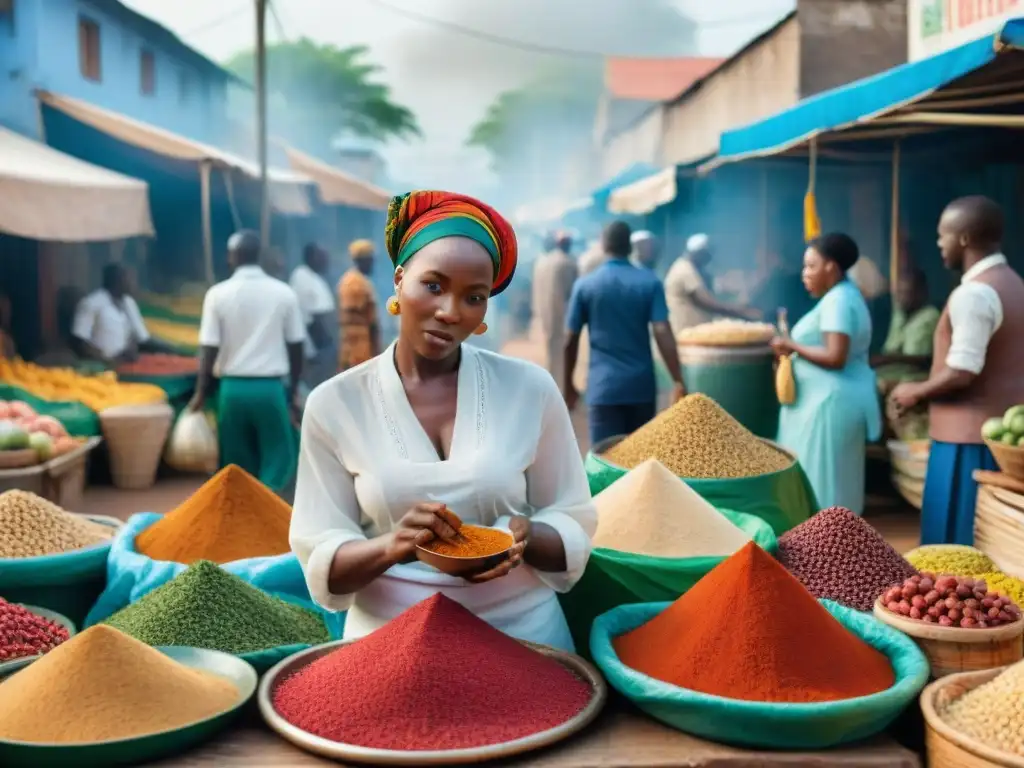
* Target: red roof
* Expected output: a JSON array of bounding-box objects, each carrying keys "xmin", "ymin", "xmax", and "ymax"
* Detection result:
[{"xmin": 605, "ymin": 57, "xmax": 726, "ymax": 102}]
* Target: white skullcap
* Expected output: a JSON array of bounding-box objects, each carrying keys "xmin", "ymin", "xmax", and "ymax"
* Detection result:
[
  {"xmin": 631, "ymin": 230, "xmax": 654, "ymax": 244},
  {"xmin": 687, "ymin": 233, "xmax": 709, "ymax": 253}
]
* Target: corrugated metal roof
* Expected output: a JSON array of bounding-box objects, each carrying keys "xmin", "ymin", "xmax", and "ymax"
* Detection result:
[{"xmin": 604, "ymin": 57, "xmax": 725, "ymax": 101}]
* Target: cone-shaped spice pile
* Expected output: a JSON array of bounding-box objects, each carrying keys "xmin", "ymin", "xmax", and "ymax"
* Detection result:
[
  {"xmin": 614, "ymin": 542, "xmax": 895, "ymax": 703},
  {"xmin": 136, "ymin": 464, "xmax": 290, "ymax": 564},
  {"xmin": 777, "ymin": 506, "xmax": 918, "ymax": 612},
  {"xmin": 273, "ymin": 594, "xmax": 592, "ymax": 750},
  {"xmin": 593, "ymin": 459, "xmax": 751, "ymax": 557}
]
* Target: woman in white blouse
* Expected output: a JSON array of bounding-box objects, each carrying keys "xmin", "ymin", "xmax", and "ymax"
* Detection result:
[{"xmin": 290, "ymin": 191, "xmax": 596, "ymax": 651}]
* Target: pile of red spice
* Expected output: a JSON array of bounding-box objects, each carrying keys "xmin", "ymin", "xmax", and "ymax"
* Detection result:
[
  {"xmin": 614, "ymin": 542, "xmax": 896, "ymax": 703},
  {"xmin": 272, "ymin": 594, "xmax": 592, "ymax": 750},
  {"xmin": 0, "ymin": 598, "xmax": 71, "ymax": 662}
]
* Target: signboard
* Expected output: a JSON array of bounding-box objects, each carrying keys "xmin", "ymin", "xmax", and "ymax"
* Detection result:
[{"xmin": 908, "ymin": 0, "xmax": 1022, "ymax": 61}]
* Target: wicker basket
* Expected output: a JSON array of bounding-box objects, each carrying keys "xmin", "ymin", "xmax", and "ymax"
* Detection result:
[
  {"xmin": 975, "ymin": 486, "xmax": 1024, "ymax": 579},
  {"xmin": 985, "ymin": 439, "xmax": 1024, "ymax": 483},
  {"xmin": 99, "ymin": 404, "xmax": 173, "ymax": 490},
  {"xmin": 922, "ymin": 666, "xmax": 1024, "ymax": 767},
  {"xmin": 893, "ymin": 471, "xmax": 925, "ymax": 510},
  {"xmin": 874, "ymin": 599, "xmax": 1024, "ymax": 678}
]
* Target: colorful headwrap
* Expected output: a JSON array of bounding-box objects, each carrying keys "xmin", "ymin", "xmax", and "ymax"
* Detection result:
[
  {"xmin": 349, "ymin": 239, "xmax": 374, "ymax": 259},
  {"xmin": 385, "ymin": 191, "xmax": 518, "ymax": 295}
]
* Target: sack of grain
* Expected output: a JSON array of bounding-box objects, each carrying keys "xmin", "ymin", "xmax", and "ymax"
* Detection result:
[{"xmin": 164, "ymin": 410, "xmax": 218, "ymax": 474}]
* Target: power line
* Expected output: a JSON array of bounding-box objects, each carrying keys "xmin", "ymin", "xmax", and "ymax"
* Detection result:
[
  {"xmin": 180, "ymin": 3, "xmax": 250, "ymax": 37},
  {"xmin": 268, "ymin": 0, "xmax": 289, "ymax": 41},
  {"xmin": 362, "ymin": 0, "xmax": 787, "ymax": 59}
]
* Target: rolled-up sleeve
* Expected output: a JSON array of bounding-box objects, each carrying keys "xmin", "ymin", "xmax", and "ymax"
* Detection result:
[
  {"xmin": 521, "ymin": 380, "xmax": 596, "ymax": 592},
  {"xmin": 290, "ymin": 394, "xmax": 368, "ymax": 612},
  {"xmin": 946, "ymin": 284, "xmax": 1002, "ymax": 375}
]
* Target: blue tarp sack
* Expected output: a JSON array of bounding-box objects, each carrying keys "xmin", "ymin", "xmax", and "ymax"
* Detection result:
[
  {"xmin": 590, "ymin": 599, "xmax": 930, "ymax": 750},
  {"xmin": 84, "ymin": 512, "xmax": 313, "ymax": 626}
]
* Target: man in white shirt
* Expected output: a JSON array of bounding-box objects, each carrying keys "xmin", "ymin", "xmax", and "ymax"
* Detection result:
[
  {"xmin": 893, "ymin": 196, "xmax": 1024, "ymax": 545},
  {"xmin": 630, "ymin": 231, "xmax": 660, "ymax": 271},
  {"xmin": 290, "ymin": 243, "xmax": 336, "ymax": 393},
  {"xmin": 189, "ymin": 230, "xmax": 307, "ymax": 494},
  {"xmin": 663, "ymin": 234, "xmax": 759, "ymax": 337},
  {"xmin": 71, "ymin": 264, "xmax": 173, "ymax": 365}
]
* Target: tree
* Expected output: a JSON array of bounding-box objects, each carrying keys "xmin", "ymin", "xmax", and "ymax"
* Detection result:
[{"xmin": 226, "ymin": 39, "xmax": 420, "ymax": 156}]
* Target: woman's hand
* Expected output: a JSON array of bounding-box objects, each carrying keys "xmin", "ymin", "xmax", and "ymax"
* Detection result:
[
  {"xmin": 465, "ymin": 516, "xmax": 530, "ymax": 584},
  {"xmin": 890, "ymin": 382, "xmax": 923, "ymax": 410},
  {"xmin": 770, "ymin": 336, "xmax": 794, "ymax": 356},
  {"xmin": 384, "ymin": 503, "xmax": 463, "ymax": 565}
]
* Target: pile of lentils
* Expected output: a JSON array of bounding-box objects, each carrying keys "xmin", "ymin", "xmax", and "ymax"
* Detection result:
[
  {"xmin": 942, "ymin": 658, "xmax": 1024, "ymax": 755},
  {"xmin": 777, "ymin": 506, "xmax": 918, "ymax": 612},
  {"xmin": 0, "ymin": 598, "xmax": 70, "ymax": 663},
  {"xmin": 882, "ymin": 574, "xmax": 1022, "ymax": 628},
  {"xmin": 0, "ymin": 490, "xmax": 113, "ymax": 558},
  {"xmin": 603, "ymin": 394, "xmax": 791, "ymax": 479},
  {"xmin": 904, "ymin": 545, "xmax": 995, "ymax": 577},
  {"xmin": 103, "ymin": 560, "xmax": 329, "ymax": 654}
]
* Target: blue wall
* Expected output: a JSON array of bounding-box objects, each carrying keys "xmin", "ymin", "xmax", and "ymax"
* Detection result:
[{"xmin": 0, "ymin": 0, "xmax": 229, "ymax": 144}]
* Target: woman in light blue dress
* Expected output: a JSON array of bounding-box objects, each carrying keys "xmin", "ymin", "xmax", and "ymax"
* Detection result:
[{"xmin": 771, "ymin": 233, "xmax": 882, "ymax": 515}]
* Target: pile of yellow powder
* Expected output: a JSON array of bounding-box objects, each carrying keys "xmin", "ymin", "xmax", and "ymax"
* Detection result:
[
  {"xmin": 0, "ymin": 490, "xmax": 113, "ymax": 558},
  {"xmin": 0, "ymin": 625, "xmax": 240, "ymax": 744},
  {"xmin": 904, "ymin": 545, "xmax": 996, "ymax": 577},
  {"xmin": 593, "ymin": 459, "xmax": 752, "ymax": 558},
  {"xmin": 604, "ymin": 394, "xmax": 791, "ymax": 479},
  {"xmin": 942, "ymin": 659, "xmax": 1024, "ymax": 756}
]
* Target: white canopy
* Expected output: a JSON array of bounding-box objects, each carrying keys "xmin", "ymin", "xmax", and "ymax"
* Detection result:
[
  {"xmin": 608, "ymin": 167, "xmax": 678, "ymax": 216},
  {"xmin": 37, "ymin": 91, "xmax": 312, "ymax": 217},
  {"xmin": 285, "ymin": 146, "xmax": 390, "ymax": 210},
  {"xmin": 0, "ymin": 127, "xmax": 154, "ymax": 242}
]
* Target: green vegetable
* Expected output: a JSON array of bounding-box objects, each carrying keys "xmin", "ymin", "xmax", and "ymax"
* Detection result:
[
  {"xmin": 982, "ymin": 417, "xmax": 1006, "ymax": 441},
  {"xmin": 103, "ymin": 560, "xmax": 330, "ymax": 654},
  {"xmin": 1017, "ymin": 435, "xmax": 1024, "ymax": 448},
  {"xmin": 28, "ymin": 432, "xmax": 52, "ymax": 461},
  {"xmin": 1004, "ymin": 405, "xmax": 1024, "ymax": 429},
  {"xmin": 1008, "ymin": 413, "xmax": 1024, "ymax": 438},
  {"xmin": 1002, "ymin": 432, "xmax": 1017, "ymax": 446}
]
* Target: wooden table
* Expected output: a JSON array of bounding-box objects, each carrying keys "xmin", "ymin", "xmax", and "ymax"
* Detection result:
[{"xmin": 157, "ymin": 708, "xmax": 921, "ymax": 768}]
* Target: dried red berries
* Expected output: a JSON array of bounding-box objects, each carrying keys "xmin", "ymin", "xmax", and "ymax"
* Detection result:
[
  {"xmin": 882, "ymin": 574, "xmax": 1022, "ymax": 628},
  {"xmin": 0, "ymin": 598, "xmax": 70, "ymax": 662},
  {"xmin": 777, "ymin": 506, "xmax": 918, "ymax": 612}
]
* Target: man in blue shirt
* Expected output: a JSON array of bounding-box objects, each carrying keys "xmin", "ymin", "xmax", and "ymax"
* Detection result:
[{"xmin": 564, "ymin": 221, "xmax": 685, "ymax": 446}]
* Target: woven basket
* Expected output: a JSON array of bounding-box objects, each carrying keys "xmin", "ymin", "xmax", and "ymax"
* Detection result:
[
  {"xmin": 922, "ymin": 666, "xmax": 1024, "ymax": 767},
  {"xmin": 874, "ymin": 599, "xmax": 1024, "ymax": 678},
  {"xmin": 0, "ymin": 449, "xmax": 39, "ymax": 470},
  {"xmin": 893, "ymin": 472, "xmax": 924, "ymax": 510},
  {"xmin": 99, "ymin": 404, "xmax": 173, "ymax": 490},
  {"xmin": 985, "ymin": 439, "xmax": 1024, "ymax": 483},
  {"xmin": 975, "ymin": 486, "xmax": 1024, "ymax": 579}
]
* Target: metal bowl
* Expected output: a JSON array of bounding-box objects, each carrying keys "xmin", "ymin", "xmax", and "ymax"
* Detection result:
[
  {"xmin": 258, "ymin": 638, "xmax": 608, "ymax": 765},
  {"xmin": 0, "ymin": 646, "xmax": 257, "ymax": 768},
  {"xmin": 0, "ymin": 605, "xmax": 77, "ymax": 678},
  {"xmin": 415, "ymin": 525, "xmax": 514, "ymax": 578}
]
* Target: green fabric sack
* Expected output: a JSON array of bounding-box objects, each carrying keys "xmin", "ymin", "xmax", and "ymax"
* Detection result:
[
  {"xmin": 0, "ymin": 383, "xmax": 100, "ymax": 437},
  {"xmin": 559, "ymin": 509, "xmax": 776, "ymax": 658},
  {"xmin": 590, "ymin": 599, "xmax": 930, "ymax": 750},
  {"xmin": 0, "ymin": 540, "xmax": 113, "ymax": 626},
  {"xmin": 584, "ymin": 437, "xmax": 817, "ymax": 535}
]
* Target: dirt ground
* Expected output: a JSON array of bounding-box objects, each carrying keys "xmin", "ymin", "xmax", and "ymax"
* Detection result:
[{"xmin": 80, "ymin": 335, "xmax": 921, "ymax": 554}]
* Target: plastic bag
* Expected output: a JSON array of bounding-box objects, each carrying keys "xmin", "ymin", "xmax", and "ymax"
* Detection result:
[
  {"xmin": 776, "ymin": 354, "xmax": 796, "ymax": 405},
  {"xmin": 590, "ymin": 598, "xmax": 929, "ymax": 750},
  {"xmin": 559, "ymin": 509, "xmax": 776, "ymax": 658},
  {"xmin": 84, "ymin": 513, "xmax": 316, "ymax": 626},
  {"xmin": 585, "ymin": 441, "xmax": 817, "ymax": 536},
  {"xmin": 164, "ymin": 410, "xmax": 217, "ymax": 473}
]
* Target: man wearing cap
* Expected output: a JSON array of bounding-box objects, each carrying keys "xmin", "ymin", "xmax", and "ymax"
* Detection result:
[
  {"xmin": 337, "ymin": 239, "xmax": 381, "ymax": 371},
  {"xmin": 532, "ymin": 231, "xmax": 578, "ymax": 385},
  {"xmin": 630, "ymin": 231, "xmax": 660, "ymax": 271},
  {"xmin": 664, "ymin": 234, "xmax": 760, "ymax": 336}
]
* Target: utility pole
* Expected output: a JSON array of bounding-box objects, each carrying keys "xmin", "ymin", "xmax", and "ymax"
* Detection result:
[{"xmin": 255, "ymin": 0, "xmax": 270, "ymax": 245}]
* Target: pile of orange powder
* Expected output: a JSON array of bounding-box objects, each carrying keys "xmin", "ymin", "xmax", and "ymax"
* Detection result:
[
  {"xmin": 614, "ymin": 541, "xmax": 895, "ymax": 703},
  {"xmin": 135, "ymin": 464, "xmax": 291, "ymax": 564}
]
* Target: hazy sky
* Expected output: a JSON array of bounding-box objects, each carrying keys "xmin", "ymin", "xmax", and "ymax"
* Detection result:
[{"xmin": 121, "ymin": 0, "xmax": 794, "ymax": 190}]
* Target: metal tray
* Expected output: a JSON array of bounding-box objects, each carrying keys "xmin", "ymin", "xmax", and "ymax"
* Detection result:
[
  {"xmin": 0, "ymin": 646, "xmax": 257, "ymax": 768},
  {"xmin": 0, "ymin": 605, "xmax": 77, "ymax": 678},
  {"xmin": 258, "ymin": 638, "xmax": 608, "ymax": 765}
]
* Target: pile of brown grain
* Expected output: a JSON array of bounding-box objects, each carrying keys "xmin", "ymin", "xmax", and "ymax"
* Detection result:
[
  {"xmin": 0, "ymin": 490, "xmax": 113, "ymax": 558},
  {"xmin": 603, "ymin": 394, "xmax": 791, "ymax": 479}
]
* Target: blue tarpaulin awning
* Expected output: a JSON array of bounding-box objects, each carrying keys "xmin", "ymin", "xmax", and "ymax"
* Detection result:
[
  {"xmin": 707, "ymin": 17, "xmax": 1024, "ymax": 169},
  {"xmin": 587, "ymin": 162, "xmax": 658, "ymax": 209}
]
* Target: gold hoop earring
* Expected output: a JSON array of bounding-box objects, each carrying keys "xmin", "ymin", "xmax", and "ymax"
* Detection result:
[
  {"xmin": 386, "ymin": 296, "xmax": 401, "ymax": 316},
  {"xmin": 473, "ymin": 322, "xmax": 488, "ymax": 336}
]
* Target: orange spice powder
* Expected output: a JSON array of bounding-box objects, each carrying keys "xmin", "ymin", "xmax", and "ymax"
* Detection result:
[{"xmin": 422, "ymin": 525, "xmax": 513, "ymax": 558}]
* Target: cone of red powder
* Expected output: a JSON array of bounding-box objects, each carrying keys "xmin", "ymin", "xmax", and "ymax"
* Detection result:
[{"xmin": 272, "ymin": 594, "xmax": 592, "ymax": 750}]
